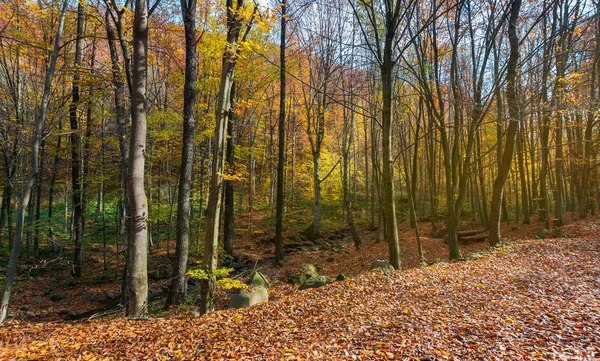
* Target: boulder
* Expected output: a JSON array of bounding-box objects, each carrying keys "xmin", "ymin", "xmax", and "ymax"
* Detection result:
[
  {"xmin": 335, "ymin": 274, "xmax": 348, "ymax": 281},
  {"xmin": 229, "ymin": 286, "xmax": 269, "ymax": 309},
  {"xmin": 300, "ymin": 264, "xmax": 319, "ymax": 283},
  {"xmin": 50, "ymin": 294, "xmax": 66, "ymax": 302},
  {"xmin": 536, "ymin": 228, "xmax": 548, "ymax": 239},
  {"xmin": 370, "ymin": 260, "xmax": 394, "ymax": 274},
  {"xmin": 248, "ymin": 271, "xmax": 270, "ymax": 289},
  {"xmin": 299, "ymin": 275, "xmax": 332, "ymax": 290},
  {"xmin": 318, "ymin": 242, "xmax": 332, "ymax": 251},
  {"xmin": 287, "ymin": 271, "xmax": 301, "ymax": 284}
]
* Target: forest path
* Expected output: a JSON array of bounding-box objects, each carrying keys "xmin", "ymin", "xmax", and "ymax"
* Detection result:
[{"xmin": 1, "ymin": 235, "xmax": 599, "ymax": 360}]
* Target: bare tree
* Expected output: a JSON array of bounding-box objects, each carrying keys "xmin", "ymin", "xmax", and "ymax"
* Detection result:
[{"xmin": 489, "ymin": 0, "xmax": 522, "ymax": 246}]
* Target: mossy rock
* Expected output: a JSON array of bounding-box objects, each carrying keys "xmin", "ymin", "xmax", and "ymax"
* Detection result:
[
  {"xmin": 300, "ymin": 264, "xmax": 319, "ymax": 283},
  {"xmin": 50, "ymin": 294, "xmax": 66, "ymax": 302},
  {"xmin": 299, "ymin": 275, "xmax": 332, "ymax": 290},
  {"xmin": 551, "ymin": 228, "xmax": 567, "ymax": 238},
  {"xmin": 229, "ymin": 286, "xmax": 269, "ymax": 309},
  {"xmin": 335, "ymin": 274, "xmax": 348, "ymax": 281},
  {"xmin": 370, "ymin": 260, "xmax": 394, "ymax": 273},
  {"xmin": 318, "ymin": 243, "xmax": 332, "ymax": 251},
  {"xmin": 536, "ymin": 228, "xmax": 548, "ymax": 239},
  {"xmin": 287, "ymin": 271, "xmax": 301, "ymax": 285},
  {"xmin": 247, "ymin": 271, "xmax": 270, "ymax": 289}
]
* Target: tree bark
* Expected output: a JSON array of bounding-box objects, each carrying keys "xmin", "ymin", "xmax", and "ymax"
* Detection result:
[
  {"xmin": 127, "ymin": 0, "xmax": 150, "ymax": 319},
  {"xmin": 489, "ymin": 0, "xmax": 521, "ymax": 247},
  {"xmin": 274, "ymin": 0, "xmax": 286, "ymax": 264},
  {"xmin": 70, "ymin": 0, "xmax": 85, "ymax": 277},
  {"xmin": 199, "ymin": 0, "xmax": 250, "ymax": 315},
  {"xmin": 166, "ymin": 0, "xmax": 197, "ymax": 308},
  {"xmin": 381, "ymin": 50, "xmax": 401, "ymax": 270},
  {"xmin": 223, "ymin": 82, "xmax": 236, "ymax": 256},
  {"xmin": 0, "ymin": 0, "xmax": 68, "ymax": 324}
]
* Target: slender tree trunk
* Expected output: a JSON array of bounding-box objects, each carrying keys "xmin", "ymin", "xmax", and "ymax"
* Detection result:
[
  {"xmin": 0, "ymin": 0, "xmax": 68, "ymax": 324},
  {"xmin": 34, "ymin": 142, "xmax": 44, "ymax": 261},
  {"xmin": 166, "ymin": 0, "xmax": 197, "ymax": 308},
  {"xmin": 223, "ymin": 82, "xmax": 236, "ymax": 256},
  {"xmin": 381, "ymin": 50, "xmax": 401, "ymax": 270},
  {"xmin": 199, "ymin": 0, "xmax": 249, "ymax": 315},
  {"xmin": 489, "ymin": 0, "xmax": 521, "ymax": 247},
  {"xmin": 70, "ymin": 1, "xmax": 85, "ymax": 277},
  {"xmin": 517, "ymin": 131, "xmax": 530, "ymax": 223},
  {"xmin": 274, "ymin": 0, "xmax": 286, "ymax": 264},
  {"xmin": 0, "ymin": 183, "xmax": 10, "ymax": 246}
]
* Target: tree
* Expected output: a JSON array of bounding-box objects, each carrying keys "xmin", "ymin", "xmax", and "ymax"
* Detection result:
[
  {"xmin": 199, "ymin": 0, "xmax": 255, "ymax": 315},
  {"xmin": 489, "ymin": 0, "xmax": 522, "ymax": 247},
  {"xmin": 127, "ymin": 0, "xmax": 151, "ymax": 319},
  {"xmin": 166, "ymin": 0, "xmax": 198, "ymax": 308},
  {"xmin": 350, "ymin": 0, "xmax": 417, "ymax": 269},
  {"xmin": 274, "ymin": 0, "xmax": 286, "ymax": 264},
  {"xmin": 0, "ymin": 0, "xmax": 69, "ymax": 324},
  {"xmin": 70, "ymin": 0, "xmax": 85, "ymax": 277}
]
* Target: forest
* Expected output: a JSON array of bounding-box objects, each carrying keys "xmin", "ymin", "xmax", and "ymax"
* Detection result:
[{"xmin": 0, "ymin": 0, "xmax": 599, "ymax": 359}]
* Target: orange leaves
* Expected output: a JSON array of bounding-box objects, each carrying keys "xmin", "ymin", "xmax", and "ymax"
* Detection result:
[{"xmin": 1, "ymin": 235, "xmax": 600, "ymax": 360}]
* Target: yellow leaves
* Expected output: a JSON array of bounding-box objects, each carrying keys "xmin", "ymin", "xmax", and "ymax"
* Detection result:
[{"xmin": 216, "ymin": 278, "xmax": 248, "ymax": 290}]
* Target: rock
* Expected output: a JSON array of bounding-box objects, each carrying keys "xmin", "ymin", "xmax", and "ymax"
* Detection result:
[
  {"xmin": 299, "ymin": 275, "xmax": 332, "ymax": 290},
  {"xmin": 229, "ymin": 286, "xmax": 269, "ymax": 309},
  {"xmin": 189, "ymin": 310, "xmax": 201, "ymax": 317},
  {"xmin": 148, "ymin": 270, "xmax": 161, "ymax": 280},
  {"xmin": 50, "ymin": 294, "xmax": 66, "ymax": 302},
  {"xmin": 536, "ymin": 228, "xmax": 548, "ymax": 239},
  {"xmin": 300, "ymin": 264, "xmax": 319, "ymax": 283},
  {"xmin": 83, "ymin": 295, "xmax": 94, "ymax": 302},
  {"xmin": 247, "ymin": 272, "xmax": 270, "ymax": 289},
  {"xmin": 106, "ymin": 292, "xmax": 117, "ymax": 299},
  {"xmin": 426, "ymin": 259, "xmax": 443, "ymax": 266},
  {"xmin": 287, "ymin": 271, "xmax": 301, "ymax": 285},
  {"xmin": 284, "ymin": 243, "xmax": 305, "ymax": 250},
  {"xmin": 370, "ymin": 260, "xmax": 395, "ymax": 274},
  {"xmin": 552, "ymin": 228, "xmax": 565, "ymax": 238},
  {"xmin": 336, "ymin": 274, "xmax": 348, "ymax": 281},
  {"xmin": 318, "ymin": 242, "xmax": 332, "ymax": 251}
]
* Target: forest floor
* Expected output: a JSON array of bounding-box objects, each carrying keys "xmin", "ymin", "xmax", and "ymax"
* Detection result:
[{"xmin": 1, "ymin": 214, "xmax": 599, "ymax": 359}]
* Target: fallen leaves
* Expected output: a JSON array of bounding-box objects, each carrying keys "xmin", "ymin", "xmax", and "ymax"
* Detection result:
[{"xmin": 1, "ymin": 235, "xmax": 599, "ymax": 360}]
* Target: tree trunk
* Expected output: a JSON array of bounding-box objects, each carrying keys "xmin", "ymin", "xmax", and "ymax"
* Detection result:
[
  {"xmin": 274, "ymin": 0, "xmax": 286, "ymax": 264},
  {"xmin": 70, "ymin": 0, "xmax": 85, "ymax": 277},
  {"xmin": 0, "ymin": 0, "xmax": 68, "ymax": 324},
  {"xmin": 223, "ymin": 82, "xmax": 236, "ymax": 256},
  {"xmin": 166, "ymin": 0, "xmax": 197, "ymax": 308},
  {"xmin": 199, "ymin": 0, "xmax": 248, "ymax": 315},
  {"xmin": 381, "ymin": 52, "xmax": 401, "ymax": 270},
  {"xmin": 489, "ymin": 0, "xmax": 521, "ymax": 247},
  {"xmin": 126, "ymin": 0, "xmax": 150, "ymax": 319}
]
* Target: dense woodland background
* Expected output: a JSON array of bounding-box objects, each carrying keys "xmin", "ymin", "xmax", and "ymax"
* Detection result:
[{"xmin": 0, "ymin": 0, "xmax": 599, "ymax": 325}]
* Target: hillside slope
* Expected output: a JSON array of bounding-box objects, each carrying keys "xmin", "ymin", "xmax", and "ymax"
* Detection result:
[{"xmin": 1, "ymin": 237, "xmax": 599, "ymax": 360}]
